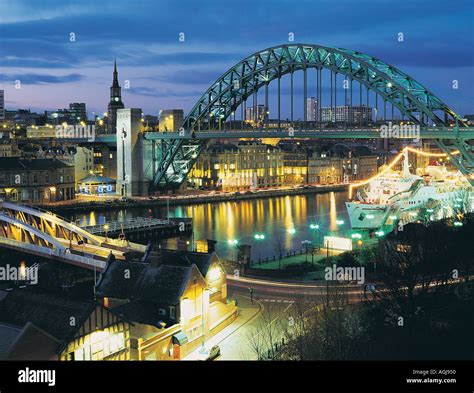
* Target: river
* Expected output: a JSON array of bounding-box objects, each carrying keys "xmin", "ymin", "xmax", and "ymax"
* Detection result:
[{"xmin": 64, "ymin": 190, "xmax": 351, "ymax": 261}]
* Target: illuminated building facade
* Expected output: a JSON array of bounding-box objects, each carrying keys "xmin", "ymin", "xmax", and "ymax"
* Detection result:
[
  {"xmin": 188, "ymin": 141, "xmax": 284, "ymax": 191},
  {"xmin": 0, "ymin": 288, "xmax": 131, "ymax": 361},
  {"xmin": 0, "ymin": 157, "xmax": 75, "ymax": 203},
  {"xmin": 96, "ymin": 250, "xmax": 237, "ymax": 360},
  {"xmin": 159, "ymin": 109, "xmax": 184, "ymax": 132}
]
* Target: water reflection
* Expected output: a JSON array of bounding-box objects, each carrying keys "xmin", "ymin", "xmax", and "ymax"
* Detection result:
[{"xmin": 66, "ymin": 191, "xmax": 350, "ymax": 260}]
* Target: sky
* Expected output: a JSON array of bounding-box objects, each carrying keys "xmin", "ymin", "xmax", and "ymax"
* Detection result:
[{"xmin": 0, "ymin": 0, "xmax": 473, "ymax": 118}]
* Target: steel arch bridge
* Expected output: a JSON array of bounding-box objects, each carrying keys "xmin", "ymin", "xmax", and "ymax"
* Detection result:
[{"xmin": 146, "ymin": 43, "xmax": 473, "ymax": 190}]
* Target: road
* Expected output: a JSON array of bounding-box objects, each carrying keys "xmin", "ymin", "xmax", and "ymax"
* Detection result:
[{"xmin": 227, "ymin": 274, "xmax": 365, "ymax": 303}]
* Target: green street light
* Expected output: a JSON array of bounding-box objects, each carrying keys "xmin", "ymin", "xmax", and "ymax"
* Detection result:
[
  {"xmin": 227, "ymin": 239, "xmax": 238, "ymax": 246},
  {"xmin": 336, "ymin": 219, "xmax": 344, "ymax": 226},
  {"xmin": 375, "ymin": 230, "xmax": 385, "ymax": 237},
  {"xmin": 254, "ymin": 233, "xmax": 265, "ymax": 240},
  {"xmin": 351, "ymin": 233, "xmax": 362, "ymax": 239},
  {"xmin": 309, "ymin": 224, "xmax": 319, "ymax": 230},
  {"xmin": 287, "ymin": 228, "xmax": 296, "ymax": 235}
]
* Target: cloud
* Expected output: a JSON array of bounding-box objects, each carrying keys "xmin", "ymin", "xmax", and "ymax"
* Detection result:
[{"xmin": 0, "ymin": 73, "xmax": 84, "ymax": 84}]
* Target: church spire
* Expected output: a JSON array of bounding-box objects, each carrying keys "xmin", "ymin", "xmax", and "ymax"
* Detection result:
[
  {"xmin": 112, "ymin": 59, "xmax": 119, "ymax": 87},
  {"xmin": 107, "ymin": 60, "xmax": 124, "ymax": 134}
]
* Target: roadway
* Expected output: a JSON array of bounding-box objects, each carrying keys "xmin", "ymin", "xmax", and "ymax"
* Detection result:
[{"xmin": 142, "ymin": 127, "xmax": 474, "ymax": 141}]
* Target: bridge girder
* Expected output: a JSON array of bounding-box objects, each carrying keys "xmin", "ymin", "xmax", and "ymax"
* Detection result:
[
  {"xmin": 0, "ymin": 202, "xmax": 103, "ymax": 246},
  {"xmin": 149, "ymin": 43, "xmax": 471, "ymax": 190}
]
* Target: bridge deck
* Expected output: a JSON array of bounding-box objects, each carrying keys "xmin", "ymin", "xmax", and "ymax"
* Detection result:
[
  {"xmin": 82, "ymin": 217, "xmax": 192, "ymax": 235},
  {"xmin": 142, "ymin": 127, "xmax": 474, "ymax": 140}
]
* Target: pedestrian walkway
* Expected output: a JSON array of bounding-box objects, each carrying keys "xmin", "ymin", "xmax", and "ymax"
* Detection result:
[{"xmin": 183, "ymin": 293, "xmax": 261, "ymax": 360}]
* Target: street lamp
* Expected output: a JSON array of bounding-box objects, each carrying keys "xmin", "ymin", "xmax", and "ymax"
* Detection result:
[
  {"xmin": 254, "ymin": 233, "xmax": 265, "ymax": 264},
  {"xmin": 301, "ymin": 240, "xmax": 312, "ymax": 263},
  {"xmin": 227, "ymin": 239, "xmax": 238, "ymax": 262},
  {"xmin": 103, "ymin": 223, "xmax": 109, "ymax": 241},
  {"xmin": 309, "ymin": 223, "xmax": 320, "ymax": 250},
  {"xmin": 335, "ymin": 219, "xmax": 344, "ymax": 236}
]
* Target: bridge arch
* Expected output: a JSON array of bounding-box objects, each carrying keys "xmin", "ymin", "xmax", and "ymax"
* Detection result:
[
  {"xmin": 184, "ymin": 43, "xmax": 465, "ymax": 130},
  {"xmin": 150, "ymin": 43, "xmax": 470, "ymax": 189}
]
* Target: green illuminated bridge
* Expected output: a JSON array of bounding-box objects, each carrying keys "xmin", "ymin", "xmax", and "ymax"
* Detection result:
[
  {"xmin": 141, "ymin": 127, "xmax": 474, "ymax": 140},
  {"xmin": 115, "ymin": 43, "xmax": 474, "ymax": 191}
]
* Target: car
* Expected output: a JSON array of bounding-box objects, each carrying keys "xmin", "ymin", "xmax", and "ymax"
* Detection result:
[
  {"xmin": 206, "ymin": 345, "xmax": 221, "ymax": 360},
  {"xmin": 195, "ymin": 345, "xmax": 220, "ymax": 361}
]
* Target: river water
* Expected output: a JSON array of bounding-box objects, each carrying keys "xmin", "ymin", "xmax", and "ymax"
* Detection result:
[{"xmin": 64, "ymin": 191, "xmax": 351, "ymax": 261}]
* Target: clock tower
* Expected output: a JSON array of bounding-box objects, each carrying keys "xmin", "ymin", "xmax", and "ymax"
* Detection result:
[{"xmin": 107, "ymin": 60, "xmax": 125, "ymax": 134}]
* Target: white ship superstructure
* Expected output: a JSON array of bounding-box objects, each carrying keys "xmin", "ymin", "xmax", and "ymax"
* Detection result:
[{"xmin": 346, "ymin": 149, "xmax": 473, "ymax": 230}]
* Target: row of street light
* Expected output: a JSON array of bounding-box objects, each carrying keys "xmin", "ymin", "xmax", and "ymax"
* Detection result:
[{"xmin": 226, "ymin": 220, "xmax": 350, "ymax": 263}]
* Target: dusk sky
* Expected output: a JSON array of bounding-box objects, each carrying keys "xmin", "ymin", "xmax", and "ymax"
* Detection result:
[{"xmin": 0, "ymin": 0, "xmax": 473, "ymax": 118}]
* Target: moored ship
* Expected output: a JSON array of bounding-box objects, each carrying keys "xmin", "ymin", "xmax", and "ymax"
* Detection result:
[{"xmin": 346, "ymin": 149, "xmax": 473, "ymax": 230}]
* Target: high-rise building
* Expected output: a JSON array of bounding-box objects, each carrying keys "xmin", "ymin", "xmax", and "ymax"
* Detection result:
[
  {"xmin": 306, "ymin": 97, "xmax": 319, "ymax": 122},
  {"xmin": 107, "ymin": 61, "xmax": 125, "ymax": 134},
  {"xmin": 245, "ymin": 105, "xmax": 265, "ymax": 125},
  {"xmin": 0, "ymin": 90, "xmax": 4, "ymax": 122},
  {"xmin": 69, "ymin": 103, "xmax": 87, "ymax": 122}
]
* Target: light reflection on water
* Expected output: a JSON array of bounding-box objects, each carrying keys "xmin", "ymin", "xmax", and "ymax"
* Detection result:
[{"xmin": 66, "ymin": 191, "xmax": 350, "ymax": 260}]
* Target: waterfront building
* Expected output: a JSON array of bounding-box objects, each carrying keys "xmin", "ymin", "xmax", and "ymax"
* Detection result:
[
  {"xmin": 281, "ymin": 144, "xmax": 311, "ymax": 185},
  {"xmin": 188, "ymin": 141, "xmax": 284, "ymax": 191},
  {"xmin": 308, "ymin": 154, "xmax": 344, "ymax": 184},
  {"xmin": 107, "ymin": 61, "xmax": 125, "ymax": 134},
  {"xmin": 159, "ymin": 109, "xmax": 184, "ymax": 132},
  {"xmin": 0, "ymin": 157, "xmax": 75, "ymax": 203},
  {"xmin": 78, "ymin": 174, "xmax": 116, "ymax": 195}
]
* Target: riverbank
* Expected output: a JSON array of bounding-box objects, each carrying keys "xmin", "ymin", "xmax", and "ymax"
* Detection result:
[{"xmin": 34, "ymin": 183, "xmax": 348, "ymax": 212}]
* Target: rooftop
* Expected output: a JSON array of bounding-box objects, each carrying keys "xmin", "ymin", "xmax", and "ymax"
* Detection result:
[{"xmin": 0, "ymin": 157, "xmax": 72, "ymax": 170}]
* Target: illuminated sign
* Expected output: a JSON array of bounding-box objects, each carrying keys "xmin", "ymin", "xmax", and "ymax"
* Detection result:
[{"xmin": 323, "ymin": 236, "xmax": 353, "ymax": 251}]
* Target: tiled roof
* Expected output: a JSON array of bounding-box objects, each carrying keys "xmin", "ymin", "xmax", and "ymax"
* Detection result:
[
  {"xmin": 0, "ymin": 157, "xmax": 72, "ymax": 170},
  {"xmin": 0, "ymin": 288, "xmax": 95, "ymax": 342},
  {"xmin": 96, "ymin": 261, "xmax": 192, "ymax": 305}
]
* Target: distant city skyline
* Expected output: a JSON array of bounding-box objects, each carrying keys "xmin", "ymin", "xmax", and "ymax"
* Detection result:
[{"xmin": 0, "ymin": 0, "xmax": 473, "ymax": 118}]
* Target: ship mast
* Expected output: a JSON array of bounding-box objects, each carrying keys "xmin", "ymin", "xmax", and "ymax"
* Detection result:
[{"xmin": 402, "ymin": 149, "xmax": 411, "ymax": 177}]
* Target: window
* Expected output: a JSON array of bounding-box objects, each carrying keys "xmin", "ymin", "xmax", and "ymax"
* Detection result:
[
  {"xmin": 0, "ymin": 174, "xmax": 5, "ymax": 185},
  {"xmin": 44, "ymin": 173, "xmax": 50, "ymax": 184},
  {"xmin": 169, "ymin": 306, "xmax": 175, "ymax": 319},
  {"xmin": 158, "ymin": 308, "xmax": 166, "ymax": 316},
  {"xmin": 33, "ymin": 173, "xmax": 39, "ymax": 184}
]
